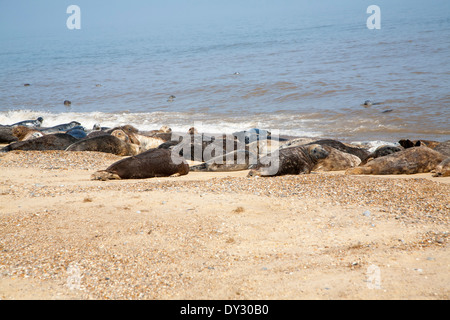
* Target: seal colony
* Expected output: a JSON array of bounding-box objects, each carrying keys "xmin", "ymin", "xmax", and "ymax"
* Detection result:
[{"xmin": 1, "ymin": 117, "xmax": 449, "ymax": 179}]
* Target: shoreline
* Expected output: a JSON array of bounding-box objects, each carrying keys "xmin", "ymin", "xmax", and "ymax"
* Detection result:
[{"xmin": 0, "ymin": 149, "xmax": 448, "ymax": 300}]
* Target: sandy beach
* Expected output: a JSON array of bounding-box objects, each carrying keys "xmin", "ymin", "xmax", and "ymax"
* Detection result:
[{"xmin": 0, "ymin": 148, "xmax": 448, "ymax": 300}]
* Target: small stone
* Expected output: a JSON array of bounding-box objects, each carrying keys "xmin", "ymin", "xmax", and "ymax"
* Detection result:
[{"xmin": 363, "ymin": 210, "xmax": 371, "ymax": 217}]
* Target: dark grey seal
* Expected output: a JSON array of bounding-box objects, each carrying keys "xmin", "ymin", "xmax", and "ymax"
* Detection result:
[
  {"xmin": 1, "ymin": 133, "xmax": 78, "ymax": 152},
  {"xmin": 91, "ymin": 148, "xmax": 189, "ymax": 180}
]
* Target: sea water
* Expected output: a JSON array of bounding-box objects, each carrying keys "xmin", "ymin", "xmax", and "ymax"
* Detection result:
[{"xmin": 1, "ymin": 0, "xmax": 449, "ymax": 143}]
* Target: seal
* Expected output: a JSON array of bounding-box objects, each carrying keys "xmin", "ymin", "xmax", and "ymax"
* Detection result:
[
  {"xmin": 432, "ymin": 140, "xmax": 450, "ymax": 157},
  {"xmin": 248, "ymin": 144, "xmax": 329, "ymax": 177},
  {"xmin": 106, "ymin": 125, "xmax": 140, "ymax": 145},
  {"xmin": 1, "ymin": 133, "xmax": 78, "ymax": 152},
  {"xmin": 190, "ymin": 150, "xmax": 258, "ymax": 172},
  {"xmin": 146, "ymin": 126, "xmax": 172, "ymax": 135},
  {"xmin": 65, "ymin": 127, "xmax": 87, "ymax": 139},
  {"xmin": 399, "ymin": 139, "xmax": 440, "ymax": 150},
  {"xmin": 133, "ymin": 133, "xmax": 169, "ymax": 152},
  {"xmin": 433, "ymin": 157, "xmax": 450, "ymax": 177},
  {"xmin": 345, "ymin": 146, "xmax": 445, "ymax": 175},
  {"xmin": 307, "ymin": 139, "xmax": 370, "ymax": 161},
  {"xmin": 8, "ymin": 117, "xmax": 44, "ymax": 128},
  {"xmin": 12, "ymin": 125, "xmax": 44, "ymax": 141},
  {"xmin": 39, "ymin": 121, "xmax": 81, "ymax": 134},
  {"xmin": 0, "ymin": 127, "xmax": 18, "ymax": 143},
  {"xmin": 313, "ymin": 145, "xmax": 361, "ymax": 171},
  {"xmin": 66, "ymin": 135, "xmax": 139, "ymax": 156},
  {"xmin": 91, "ymin": 148, "xmax": 189, "ymax": 181},
  {"xmin": 360, "ymin": 145, "xmax": 404, "ymax": 165}
]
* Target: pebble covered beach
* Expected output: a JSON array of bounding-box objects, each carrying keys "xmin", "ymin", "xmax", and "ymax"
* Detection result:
[{"xmin": 0, "ymin": 149, "xmax": 448, "ymax": 299}]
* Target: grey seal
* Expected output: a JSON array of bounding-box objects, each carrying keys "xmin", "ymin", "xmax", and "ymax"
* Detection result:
[
  {"xmin": 91, "ymin": 148, "xmax": 189, "ymax": 180},
  {"xmin": 248, "ymin": 144, "xmax": 329, "ymax": 177}
]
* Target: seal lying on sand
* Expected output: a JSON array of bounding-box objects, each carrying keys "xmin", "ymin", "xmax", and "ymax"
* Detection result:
[
  {"xmin": 307, "ymin": 139, "xmax": 370, "ymax": 161},
  {"xmin": 433, "ymin": 140, "xmax": 450, "ymax": 157},
  {"xmin": 248, "ymin": 144, "xmax": 329, "ymax": 177},
  {"xmin": 0, "ymin": 127, "xmax": 18, "ymax": 143},
  {"xmin": 39, "ymin": 121, "xmax": 81, "ymax": 134},
  {"xmin": 360, "ymin": 145, "xmax": 404, "ymax": 165},
  {"xmin": 12, "ymin": 125, "xmax": 44, "ymax": 141},
  {"xmin": 1, "ymin": 133, "xmax": 78, "ymax": 152},
  {"xmin": 134, "ymin": 133, "xmax": 170, "ymax": 152},
  {"xmin": 345, "ymin": 146, "xmax": 445, "ymax": 175},
  {"xmin": 190, "ymin": 150, "xmax": 258, "ymax": 172},
  {"xmin": 312, "ymin": 145, "xmax": 361, "ymax": 172},
  {"xmin": 7, "ymin": 117, "xmax": 44, "ymax": 128},
  {"xmin": 66, "ymin": 135, "xmax": 139, "ymax": 156},
  {"xmin": 432, "ymin": 158, "xmax": 450, "ymax": 177},
  {"xmin": 91, "ymin": 148, "xmax": 189, "ymax": 180}
]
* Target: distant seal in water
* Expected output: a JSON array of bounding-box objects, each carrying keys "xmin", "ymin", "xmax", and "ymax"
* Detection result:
[
  {"xmin": 7, "ymin": 117, "xmax": 44, "ymax": 128},
  {"xmin": 360, "ymin": 145, "xmax": 404, "ymax": 165},
  {"xmin": 306, "ymin": 139, "xmax": 370, "ymax": 161},
  {"xmin": 66, "ymin": 135, "xmax": 139, "ymax": 156},
  {"xmin": 12, "ymin": 125, "xmax": 44, "ymax": 141},
  {"xmin": 39, "ymin": 121, "xmax": 81, "ymax": 134},
  {"xmin": 64, "ymin": 100, "xmax": 71, "ymax": 106},
  {"xmin": 312, "ymin": 146, "xmax": 361, "ymax": 172},
  {"xmin": 345, "ymin": 146, "xmax": 445, "ymax": 175},
  {"xmin": 433, "ymin": 158, "xmax": 450, "ymax": 177},
  {"xmin": 248, "ymin": 144, "xmax": 329, "ymax": 177},
  {"xmin": 190, "ymin": 150, "xmax": 258, "ymax": 172},
  {"xmin": 1, "ymin": 133, "xmax": 78, "ymax": 152},
  {"xmin": 91, "ymin": 148, "xmax": 189, "ymax": 181}
]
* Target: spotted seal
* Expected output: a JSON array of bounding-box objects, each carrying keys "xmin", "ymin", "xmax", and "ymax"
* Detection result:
[
  {"xmin": 345, "ymin": 146, "xmax": 445, "ymax": 175},
  {"xmin": 248, "ymin": 144, "xmax": 329, "ymax": 177},
  {"xmin": 39, "ymin": 121, "xmax": 81, "ymax": 134},
  {"xmin": 7, "ymin": 117, "xmax": 44, "ymax": 128},
  {"xmin": 306, "ymin": 139, "xmax": 370, "ymax": 161},
  {"xmin": 91, "ymin": 148, "xmax": 189, "ymax": 180}
]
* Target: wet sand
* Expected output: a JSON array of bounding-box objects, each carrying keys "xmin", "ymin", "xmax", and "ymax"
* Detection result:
[{"xmin": 0, "ymin": 149, "xmax": 448, "ymax": 300}]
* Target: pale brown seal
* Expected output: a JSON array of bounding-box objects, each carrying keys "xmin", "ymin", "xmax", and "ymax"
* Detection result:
[
  {"xmin": 12, "ymin": 125, "xmax": 44, "ymax": 141},
  {"xmin": 313, "ymin": 145, "xmax": 361, "ymax": 171},
  {"xmin": 91, "ymin": 148, "xmax": 189, "ymax": 180},
  {"xmin": 248, "ymin": 144, "xmax": 329, "ymax": 177},
  {"xmin": 345, "ymin": 146, "xmax": 445, "ymax": 175}
]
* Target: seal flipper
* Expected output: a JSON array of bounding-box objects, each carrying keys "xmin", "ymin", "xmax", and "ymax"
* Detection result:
[
  {"xmin": 91, "ymin": 170, "xmax": 121, "ymax": 181},
  {"xmin": 189, "ymin": 163, "xmax": 208, "ymax": 172}
]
